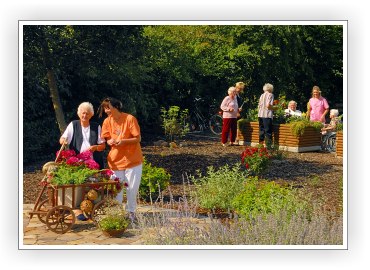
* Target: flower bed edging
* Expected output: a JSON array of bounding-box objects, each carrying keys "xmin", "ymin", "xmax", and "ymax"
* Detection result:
[{"xmin": 237, "ymin": 121, "xmax": 322, "ymax": 153}]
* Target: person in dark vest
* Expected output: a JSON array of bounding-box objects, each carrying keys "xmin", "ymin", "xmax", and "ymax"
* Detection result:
[{"xmin": 59, "ymin": 102, "xmax": 105, "ymax": 169}]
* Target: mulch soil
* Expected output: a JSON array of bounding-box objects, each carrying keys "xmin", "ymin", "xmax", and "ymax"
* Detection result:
[{"xmin": 23, "ymin": 133, "xmax": 344, "ymax": 216}]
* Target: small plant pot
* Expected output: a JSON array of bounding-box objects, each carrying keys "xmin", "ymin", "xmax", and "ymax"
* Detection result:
[{"xmin": 101, "ymin": 228, "xmax": 126, "ymax": 238}]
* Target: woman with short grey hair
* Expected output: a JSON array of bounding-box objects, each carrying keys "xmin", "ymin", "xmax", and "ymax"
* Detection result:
[
  {"xmin": 284, "ymin": 100, "xmax": 302, "ymax": 117},
  {"xmin": 220, "ymin": 86, "xmax": 239, "ymax": 146},
  {"xmin": 257, "ymin": 83, "xmax": 275, "ymax": 147},
  {"xmin": 60, "ymin": 101, "xmax": 105, "ymax": 169}
]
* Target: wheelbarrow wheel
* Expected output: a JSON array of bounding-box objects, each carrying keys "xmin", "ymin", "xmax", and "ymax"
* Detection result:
[
  {"xmin": 46, "ymin": 206, "xmax": 75, "ymax": 234},
  {"xmin": 36, "ymin": 199, "xmax": 52, "ymax": 224}
]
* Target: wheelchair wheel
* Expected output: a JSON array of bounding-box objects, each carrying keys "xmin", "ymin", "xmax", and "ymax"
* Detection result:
[{"xmin": 326, "ymin": 134, "xmax": 336, "ymax": 152}]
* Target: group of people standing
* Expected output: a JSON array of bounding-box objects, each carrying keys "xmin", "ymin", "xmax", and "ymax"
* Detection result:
[
  {"xmin": 220, "ymin": 83, "xmax": 338, "ymax": 147},
  {"xmin": 59, "ymin": 97, "xmax": 143, "ymax": 221}
]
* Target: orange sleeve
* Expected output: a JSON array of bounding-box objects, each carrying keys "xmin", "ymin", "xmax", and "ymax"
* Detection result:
[
  {"xmin": 129, "ymin": 115, "xmax": 141, "ymax": 137},
  {"xmin": 101, "ymin": 117, "xmax": 111, "ymax": 140}
]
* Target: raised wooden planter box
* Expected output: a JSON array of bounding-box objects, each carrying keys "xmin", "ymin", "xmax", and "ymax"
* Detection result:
[
  {"xmin": 336, "ymin": 131, "xmax": 343, "ymax": 157},
  {"xmin": 237, "ymin": 121, "xmax": 322, "ymax": 152}
]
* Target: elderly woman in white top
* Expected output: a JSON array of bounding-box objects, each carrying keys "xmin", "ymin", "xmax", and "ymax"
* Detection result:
[
  {"xmin": 257, "ymin": 83, "xmax": 275, "ymax": 147},
  {"xmin": 60, "ymin": 102, "xmax": 106, "ymax": 169},
  {"xmin": 284, "ymin": 100, "xmax": 302, "ymax": 117},
  {"xmin": 220, "ymin": 86, "xmax": 239, "ymax": 146}
]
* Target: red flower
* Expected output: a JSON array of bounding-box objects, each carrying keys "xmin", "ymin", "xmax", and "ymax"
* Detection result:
[
  {"xmin": 77, "ymin": 151, "xmax": 93, "ymax": 161},
  {"xmin": 84, "ymin": 159, "xmax": 100, "ymax": 170},
  {"xmin": 66, "ymin": 156, "xmax": 81, "ymax": 166},
  {"xmin": 56, "ymin": 149, "xmax": 76, "ymax": 161},
  {"xmin": 101, "ymin": 169, "xmax": 114, "ymax": 178}
]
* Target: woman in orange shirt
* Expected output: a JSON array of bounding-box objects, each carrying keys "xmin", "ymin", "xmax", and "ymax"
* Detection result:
[{"xmin": 98, "ymin": 97, "xmax": 143, "ymax": 221}]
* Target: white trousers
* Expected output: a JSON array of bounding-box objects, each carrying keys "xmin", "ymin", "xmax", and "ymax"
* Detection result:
[{"xmin": 114, "ymin": 163, "xmax": 142, "ymax": 213}]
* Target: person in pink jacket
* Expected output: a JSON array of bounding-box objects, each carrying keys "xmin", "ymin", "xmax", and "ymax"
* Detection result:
[
  {"xmin": 220, "ymin": 86, "xmax": 238, "ymax": 146},
  {"xmin": 308, "ymin": 85, "xmax": 329, "ymax": 124}
]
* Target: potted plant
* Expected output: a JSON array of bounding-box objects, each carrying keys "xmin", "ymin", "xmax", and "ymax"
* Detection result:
[{"xmin": 93, "ymin": 198, "xmax": 130, "ymax": 238}]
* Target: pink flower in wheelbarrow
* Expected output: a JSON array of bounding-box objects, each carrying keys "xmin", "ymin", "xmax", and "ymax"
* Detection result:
[
  {"xmin": 66, "ymin": 156, "xmax": 81, "ymax": 166},
  {"xmin": 56, "ymin": 149, "xmax": 76, "ymax": 161},
  {"xmin": 84, "ymin": 159, "xmax": 100, "ymax": 170},
  {"xmin": 101, "ymin": 169, "xmax": 114, "ymax": 179},
  {"xmin": 77, "ymin": 151, "xmax": 93, "ymax": 161}
]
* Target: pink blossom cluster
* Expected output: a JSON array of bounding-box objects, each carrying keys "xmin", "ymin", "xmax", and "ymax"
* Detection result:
[{"xmin": 56, "ymin": 150, "xmax": 100, "ymax": 170}]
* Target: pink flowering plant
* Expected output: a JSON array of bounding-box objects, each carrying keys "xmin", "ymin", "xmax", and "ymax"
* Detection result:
[
  {"xmin": 241, "ymin": 145, "xmax": 271, "ymax": 176},
  {"xmin": 50, "ymin": 149, "xmax": 101, "ymax": 185}
]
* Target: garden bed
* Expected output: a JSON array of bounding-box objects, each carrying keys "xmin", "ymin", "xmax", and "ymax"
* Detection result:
[
  {"xmin": 23, "ymin": 135, "xmax": 344, "ymax": 216},
  {"xmin": 336, "ymin": 131, "xmax": 343, "ymax": 158},
  {"xmin": 237, "ymin": 121, "xmax": 322, "ymax": 152}
]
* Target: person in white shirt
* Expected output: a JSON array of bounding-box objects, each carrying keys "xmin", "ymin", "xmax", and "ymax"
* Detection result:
[{"xmin": 284, "ymin": 100, "xmax": 302, "ymax": 117}]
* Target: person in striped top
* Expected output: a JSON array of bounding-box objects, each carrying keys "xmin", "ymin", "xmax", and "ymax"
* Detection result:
[{"xmin": 257, "ymin": 83, "xmax": 275, "ymax": 147}]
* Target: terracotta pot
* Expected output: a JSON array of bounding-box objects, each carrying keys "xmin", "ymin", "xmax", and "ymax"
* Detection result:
[{"xmin": 101, "ymin": 228, "xmax": 126, "ymax": 238}]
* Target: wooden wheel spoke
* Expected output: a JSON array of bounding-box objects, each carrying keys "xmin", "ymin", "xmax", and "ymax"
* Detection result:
[
  {"xmin": 37, "ymin": 199, "xmax": 52, "ymax": 224},
  {"xmin": 46, "ymin": 206, "xmax": 75, "ymax": 234}
]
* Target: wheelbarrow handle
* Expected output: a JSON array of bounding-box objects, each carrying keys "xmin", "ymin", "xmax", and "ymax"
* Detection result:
[{"xmin": 54, "ymin": 142, "xmax": 67, "ymax": 162}]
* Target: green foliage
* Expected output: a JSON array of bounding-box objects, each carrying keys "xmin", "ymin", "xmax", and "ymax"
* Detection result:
[
  {"xmin": 272, "ymin": 95, "xmax": 288, "ymax": 124},
  {"xmin": 51, "ymin": 165, "xmax": 99, "ymax": 185},
  {"xmin": 97, "ymin": 200, "xmax": 130, "ymax": 231},
  {"xmin": 140, "ymin": 158, "xmax": 171, "ymax": 199},
  {"xmin": 232, "ymin": 177, "xmax": 308, "ymax": 220},
  {"xmin": 309, "ymin": 175, "xmax": 322, "ymax": 188},
  {"xmin": 192, "ymin": 164, "xmax": 248, "ymax": 211},
  {"xmin": 336, "ymin": 114, "xmax": 344, "ymax": 131},
  {"xmin": 243, "ymin": 107, "xmax": 259, "ymax": 122},
  {"xmin": 99, "ymin": 215, "xmax": 130, "ymax": 231},
  {"xmin": 289, "ymin": 117, "xmax": 323, "ymax": 137},
  {"xmin": 160, "ymin": 106, "xmax": 189, "ymax": 142}
]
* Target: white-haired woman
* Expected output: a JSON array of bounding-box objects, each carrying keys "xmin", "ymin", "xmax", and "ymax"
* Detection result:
[
  {"xmin": 220, "ymin": 86, "xmax": 239, "ymax": 146},
  {"xmin": 257, "ymin": 83, "xmax": 275, "ymax": 147},
  {"xmin": 284, "ymin": 100, "xmax": 302, "ymax": 117},
  {"xmin": 321, "ymin": 109, "xmax": 340, "ymax": 134},
  {"xmin": 60, "ymin": 102, "xmax": 105, "ymax": 169}
]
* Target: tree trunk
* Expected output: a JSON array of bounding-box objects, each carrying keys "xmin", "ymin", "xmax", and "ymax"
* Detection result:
[{"xmin": 38, "ymin": 26, "xmax": 67, "ymax": 134}]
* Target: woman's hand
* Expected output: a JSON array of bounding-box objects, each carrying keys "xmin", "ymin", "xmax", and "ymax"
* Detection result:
[
  {"xmin": 60, "ymin": 137, "xmax": 68, "ymax": 145},
  {"xmin": 107, "ymin": 138, "xmax": 117, "ymax": 146},
  {"xmin": 115, "ymin": 140, "xmax": 124, "ymax": 146},
  {"xmin": 88, "ymin": 145, "xmax": 98, "ymax": 152}
]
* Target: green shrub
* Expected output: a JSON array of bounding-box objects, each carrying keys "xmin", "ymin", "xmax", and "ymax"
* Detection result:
[
  {"xmin": 140, "ymin": 158, "xmax": 171, "ymax": 199},
  {"xmin": 288, "ymin": 117, "xmax": 323, "ymax": 137},
  {"xmin": 232, "ymin": 177, "xmax": 308, "ymax": 220},
  {"xmin": 191, "ymin": 164, "xmax": 247, "ymax": 211},
  {"xmin": 160, "ymin": 105, "xmax": 189, "ymax": 142}
]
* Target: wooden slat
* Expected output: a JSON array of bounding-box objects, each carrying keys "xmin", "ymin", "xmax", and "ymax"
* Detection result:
[
  {"xmin": 336, "ymin": 132, "xmax": 343, "ymax": 157},
  {"xmin": 238, "ymin": 121, "xmax": 322, "ymax": 149}
]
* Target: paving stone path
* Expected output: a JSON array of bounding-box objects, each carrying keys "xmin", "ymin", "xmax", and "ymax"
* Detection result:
[{"xmin": 22, "ymin": 204, "xmax": 173, "ymax": 246}]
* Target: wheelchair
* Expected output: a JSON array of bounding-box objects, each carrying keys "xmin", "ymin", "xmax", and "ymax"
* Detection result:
[{"xmin": 321, "ymin": 131, "xmax": 337, "ymax": 152}]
